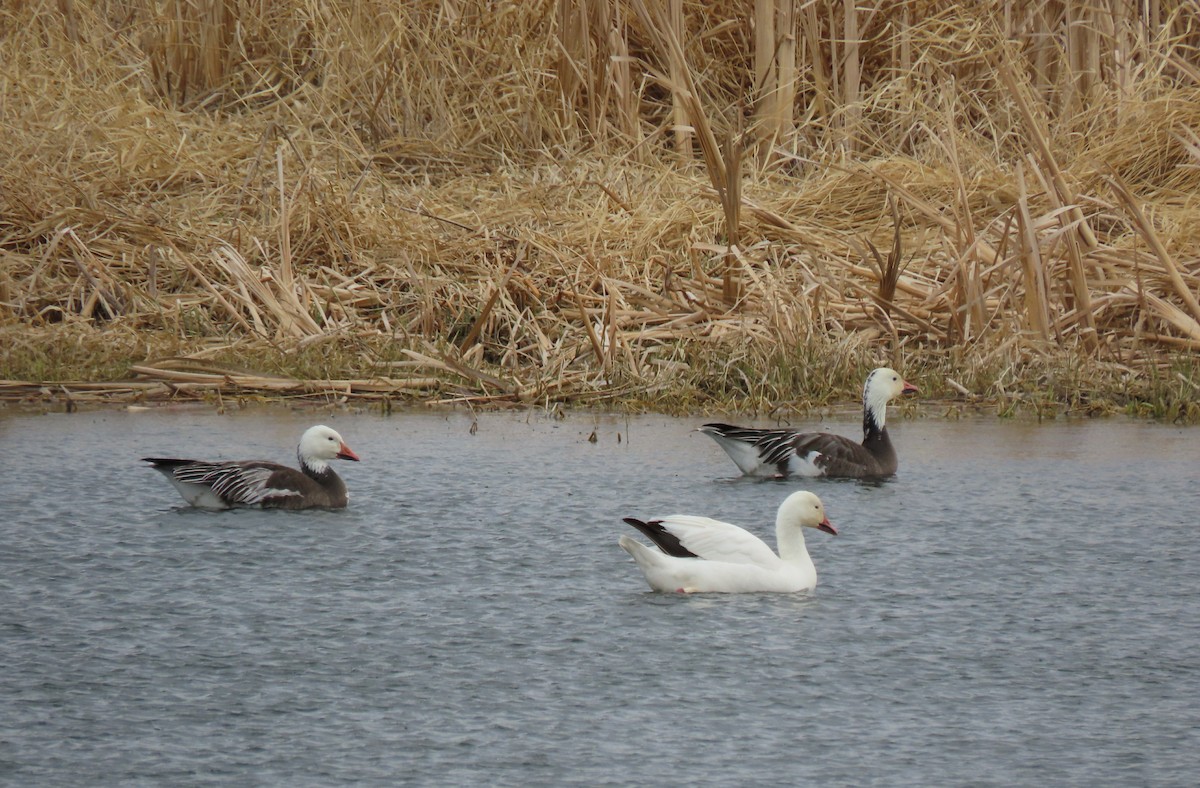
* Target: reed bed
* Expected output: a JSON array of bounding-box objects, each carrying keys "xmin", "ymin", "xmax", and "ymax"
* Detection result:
[{"xmin": 2, "ymin": 1, "xmax": 1200, "ymax": 419}]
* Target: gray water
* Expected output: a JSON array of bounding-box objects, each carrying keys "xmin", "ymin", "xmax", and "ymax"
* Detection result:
[{"xmin": 1, "ymin": 407, "xmax": 1197, "ymax": 786}]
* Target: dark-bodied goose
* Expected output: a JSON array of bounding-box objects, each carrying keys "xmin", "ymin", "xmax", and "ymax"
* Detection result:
[
  {"xmin": 700, "ymin": 367, "xmax": 918, "ymax": 478},
  {"xmin": 143, "ymin": 425, "xmax": 360, "ymax": 510},
  {"xmin": 619, "ymin": 491, "xmax": 837, "ymax": 593}
]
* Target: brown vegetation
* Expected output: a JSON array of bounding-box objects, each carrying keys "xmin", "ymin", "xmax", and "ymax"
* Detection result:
[{"xmin": 2, "ymin": 1, "xmax": 1199, "ymax": 419}]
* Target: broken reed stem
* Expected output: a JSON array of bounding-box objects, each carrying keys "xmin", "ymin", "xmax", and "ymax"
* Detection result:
[
  {"xmin": 633, "ymin": 0, "xmax": 744, "ymax": 305},
  {"xmin": 842, "ymin": 0, "xmax": 861, "ymax": 154},
  {"xmin": 608, "ymin": 2, "xmax": 643, "ymax": 157},
  {"xmin": 753, "ymin": 0, "xmax": 776, "ymax": 144},
  {"xmin": 774, "ymin": 0, "xmax": 797, "ymax": 143},
  {"xmin": 277, "ymin": 146, "xmax": 293, "ymax": 294},
  {"xmin": 996, "ymin": 55, "xmax": 1099, "ymax": 249},
  {"xmin": 1016, "ymin": 163, "xmax": 1050, "ymax": 341},
  {"xmin": 1108, "ymin": 173, "xmax": 1200, "ymax": 331},
  {"xmin": 459, "ymin": 244, "xmax": 526, "ymax": 354},
  {"xmin": 935, "ymin": 90, "xmax": 987, "ymax": 338},
  {"xmin": 870, "ymin": 196, "xmax": 904, "ymax": 307},
  {"xmin": 631, "ymin": 0, "xmax": 724, "ymax": 183},
  {"xmin": 573, "ymin": 289, "xmax": 607, "ymax": 370},
  {"xmin": 801, "ymin": 1, "xmax": 829, "ymax": 117},
  {"xmin": 666, "ymin": 0, "xmax": 690, "ymax": 157},
  {"xmin": 65, "ymin": 228, "xmax": 125, "ymax": 319},
  {"xmin": 721, "ymin": 130, "xmax": 743, "ymax": 304},
  {"xmin": 1048, "ymin": 196, "xmax": 1097, "ymax": 347}
]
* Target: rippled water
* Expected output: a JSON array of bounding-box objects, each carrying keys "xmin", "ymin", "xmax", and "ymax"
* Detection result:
[{"xmin": 1, "ymin": 407, "xmax": 1197, "ymax": 785}]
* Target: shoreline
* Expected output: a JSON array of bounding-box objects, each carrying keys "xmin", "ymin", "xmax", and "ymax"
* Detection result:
[{"xmin": 4, "ymin": 338, "xmax": 1196, "ymax": 423}]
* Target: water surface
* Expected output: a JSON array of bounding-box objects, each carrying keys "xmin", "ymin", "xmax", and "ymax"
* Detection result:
[{"xmin": 1, "ymin": 407, "xmax": 1197, "ymax": 785}]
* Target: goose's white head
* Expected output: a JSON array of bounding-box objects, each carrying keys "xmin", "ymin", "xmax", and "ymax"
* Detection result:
[
  {"xmin": 863, "ymin": 367, "xmax": 919, "ymax": 426},
  {"xmin": 298, "ymin": 425, "xmax": 360, "ymax": 471},
  {"xmin": 777, "ymin": 491, "xmax": 837, "ymax": 536}
]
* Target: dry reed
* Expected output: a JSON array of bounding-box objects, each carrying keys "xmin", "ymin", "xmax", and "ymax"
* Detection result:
[{"xmin": 2, "ymin": 1, "xmax": 1199, "ymax": 419}]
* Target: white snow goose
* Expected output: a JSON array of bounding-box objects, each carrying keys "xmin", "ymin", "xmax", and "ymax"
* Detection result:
[
  {"xmin": 619, "ymin": 491, "xmax": 837, "ymax": 594},
  {"xmin": 143, "ymin": 425, "xmax": 360, "ymax": 510},
  {"xmin": 700, "ymin": 367, "xmax": 918, "ymax": 478}
]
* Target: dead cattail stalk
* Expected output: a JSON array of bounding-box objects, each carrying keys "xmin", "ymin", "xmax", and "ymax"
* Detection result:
[
  {"xmin": 931, "ymin": 91, "xmax": 987, "ymax": 339},
  {"xmin": 555, "ymin": 0, "xmax": 590, "ymax": 131},
  {"xmin": 1037, "ymin": 173, "xmax": 1097, "ymax": 348},
  {"xmin": 773, "ymin": 0, "xmax": 798, "ymax": 143},
  {"xmin": 1108, "ymin": 173, "xmax": 1200, "ymax": 329},
  {"xmin": 459, "ymin": 245, "xmax": 526, "ymax": 354},
  {"xmin": 631, "ymin": 0, "xmax": 744, "ymax": 304},
  {"xmin": 996, "ymin": 57, "xmax": 1098, "ymax": 249},
  {"xmin": 667, "ymin": 0, "xmax": 691, "ymax": 157},
  {"xmin": 720, "ymin": 130, "xmax": 743, "ymax": 304},
  {"xmin": 800, "ymin": 1, "xmax": 829, "ymax": 118},
  {"xmin": 631, "ymin": 0, "xmax": 725, "ymax": 183},
  {"xmin": 210, "ymin": 246, "xmax": 321, "ymax": 339},
  {"xmin": 867, "ymin": 197, "xmax": 906, "ymax": 310},
  {"xmin": 64, "ymin": 229, "xmax": 126, "ymax": 319},
  {"xmin": 572, "ymin": 289, "xmax": 608, "ymax": 369},
  {"xmin": 608, "ymin": 2, "xmax": 643, "ymax": 157},
  {"xmin": 1015, "ymin": 163, "xmax": 1050, "ymax": 341},
  {"xmin": 754, "ymin": 0, "xmax": 777, "ymax": 142},
  {"xmin": 842, "ymin": 0, "xmax": 861, "ymax": 154},
  {"xmin": 276, "ymin": 147, "xmax": 295, "ymax": 297}
]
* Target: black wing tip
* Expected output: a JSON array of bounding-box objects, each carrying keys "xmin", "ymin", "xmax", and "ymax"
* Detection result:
[
  {"xmin": 699, "ymin": 422, "xmax": 739, "ymax": 434},
  {"xmin": 622, "ymin": 517, "xmax": 698, "ymax": 559},
  {"xmin": 142, "ymin": 457, "xmax": 188, "ymax": 466}
]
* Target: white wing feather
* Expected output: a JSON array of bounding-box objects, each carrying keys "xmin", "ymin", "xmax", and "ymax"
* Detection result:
[{"xmin": 655, "ymin": 515, "xmax": 780, "ymax": 567}]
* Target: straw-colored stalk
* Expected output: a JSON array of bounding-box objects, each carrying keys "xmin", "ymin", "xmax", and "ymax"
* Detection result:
[
  {"xmin": 841, "ymin": 0, "xmax": 861, "ymax": 154},
  {"xmin": 1015, "ymin": 164, "xmax": 1051, "ymax": 341},
  {"xmin": 773, "ymin": 0, "xmax": 798, "ymax": 142},
  {"xmin": 754, "ymin": 0, "xmax": 776, "ymax": 134},
  {"xmin": 667, "ymin": 0, "xmax": 690, "ymax": 157}
]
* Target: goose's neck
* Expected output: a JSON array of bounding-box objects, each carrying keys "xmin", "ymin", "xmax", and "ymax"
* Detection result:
[
  {"xmin": 862, "ymin": 384, "xmax": 902, "ymax": 470},
  {"xmin": 775, "ymin": 522, "xmax": 813, "ymax": 565},
  {"xmin": 862, "ymin": 394, "xmax": 888, "ymax": 440},
  {"xmin": 868, "ymin": 379, "xmax": 897, "ymax": 436},
  {"xmin": 861, "ymin": 408, "xmax": 897, "ymax": 472},
  {"xmin": 299, "ymin": 452, "xmax": 338, "ymax": 486}
]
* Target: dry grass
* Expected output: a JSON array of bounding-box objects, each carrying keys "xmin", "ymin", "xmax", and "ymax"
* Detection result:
[{"xmin": 2, "ymin": 1, "xmax": 1200, "ymax": 419}]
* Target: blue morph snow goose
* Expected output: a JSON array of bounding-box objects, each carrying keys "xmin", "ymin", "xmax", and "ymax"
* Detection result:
[
  {"xmin": 700, "ymin": 367, "xmax": 918, "ymax": 478},
  {"xmin": 143, "ymin": 425, "xmax": 360, "ymax": 510}
]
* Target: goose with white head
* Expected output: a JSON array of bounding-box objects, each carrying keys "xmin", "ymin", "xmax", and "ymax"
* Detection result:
[
  {"xmin": 143, "ymin": 425, "xmax": 360, "ymax": 510},
  {"xmin": 700, "ymin": 367, "xmax": 918, "ymax": 478},
  {"xmin": 619, "ymin": 491, "xmax": 837, "ymax": 594}
]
